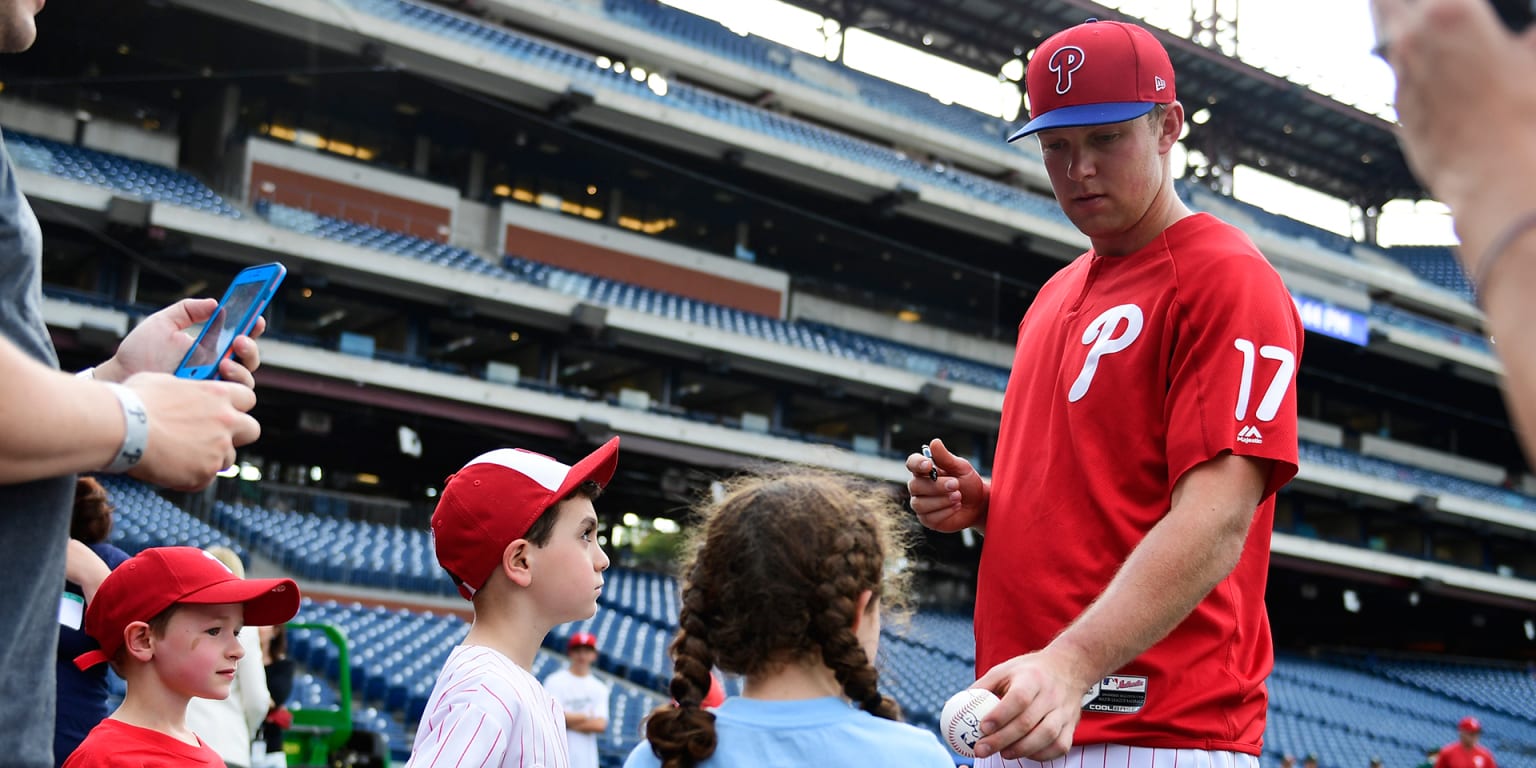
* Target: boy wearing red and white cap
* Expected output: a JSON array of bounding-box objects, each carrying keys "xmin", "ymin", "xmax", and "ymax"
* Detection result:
[
  {"xmin": 543, "ymin": 632, "xmax": 610, "ymax": 768},
  {"xmin": 906, "ymin": 18, "xmax": 1301, "ymax": 768},
  {"xmin": 407, "ymin": 438, "xmax": 618, "ymax": 768},
  {"xmin": 1436, "ymin": 717, "xmax": 1498, "ymax": 768},
  {"xmin": 63, "ymin": 546, "xmax": 301, "ymax": 768}
]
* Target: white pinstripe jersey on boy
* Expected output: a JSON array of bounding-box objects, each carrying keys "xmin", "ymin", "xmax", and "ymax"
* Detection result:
[{"xmin": 406, "ymin": 645, "xmax": 569, "ymax": 768}]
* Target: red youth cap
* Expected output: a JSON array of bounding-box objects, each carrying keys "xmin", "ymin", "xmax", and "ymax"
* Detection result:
[
  {"xmin": 1459, "ymin": 716, "xmax": 1483, "ymax": 733},
  {"xmin": 76, "ymin": 546, "xmax": 300, "ymax": 670},
  {"xmin": 568, "ymin": 631, "xmax": 599, "ymax": 651},
  {"xmin": 1008, "ymin": 19, "xmax": 1176, "ymax": 142},
  {"xmin": 432, "ymin": 437, "xmax": 620, "ymax": 600}
]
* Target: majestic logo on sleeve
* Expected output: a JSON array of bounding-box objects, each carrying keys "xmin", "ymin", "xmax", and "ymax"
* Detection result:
[
  {"xmin": 1232, "ymin": 338, "xmax": 1296, "ymax": 443},
  {"xmin": 1049, "ymin": 45, "xmax": 1086, "ymax": 95},
  {"xmin": 1068, "ymin": 304, "xmax": 1144, "ymax": 402}
]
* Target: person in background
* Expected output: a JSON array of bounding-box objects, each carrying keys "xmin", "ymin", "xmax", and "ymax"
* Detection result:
[
  {"xmin": 185, "ymin": 547, "xmax": 270, "ymax": 768},
  {"xmin": 544, "ymin": 632, "xmax": 611, "ymax": 768},
  {"xmin": 1435, "ymin": 717, "xmax": 1497, "ymax": 768},
  {"xmin": 253, "ymin": 624, "xmax": 294, "ymax": 768},
  {"xmin": 54, "ymin": 477, "xmax": 133, "ymax": 766}
]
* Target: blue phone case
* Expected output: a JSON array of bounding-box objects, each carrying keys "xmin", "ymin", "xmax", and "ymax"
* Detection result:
[{"xmin": 174, "ymin": 262, "xmax": 287, "ymax": 380}]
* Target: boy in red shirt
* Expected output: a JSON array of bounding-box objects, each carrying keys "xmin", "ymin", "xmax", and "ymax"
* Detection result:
[{"xmin": 64, "ymin": 547, "xmax": 300, "ymax": 767}]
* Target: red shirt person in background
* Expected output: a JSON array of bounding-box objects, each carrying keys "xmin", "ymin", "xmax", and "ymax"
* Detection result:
[{"xmin": 1436, "ymin": 717, "xmax": 1498, "ymax": 768}]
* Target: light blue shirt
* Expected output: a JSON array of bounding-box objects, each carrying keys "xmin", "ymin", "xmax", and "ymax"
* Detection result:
[{"xmin": 623, "ymin": 696, "xmax": 956, "ymax": 768}]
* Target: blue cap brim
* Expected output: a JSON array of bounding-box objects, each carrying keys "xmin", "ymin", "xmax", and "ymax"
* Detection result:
[{"xmin": 1006, "ymin": 102, "xmax": 1158, "ymax": 143}]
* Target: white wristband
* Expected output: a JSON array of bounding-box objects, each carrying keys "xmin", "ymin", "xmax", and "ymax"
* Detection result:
[
  {"xmin": 101, "ymin": 383, "xmax": 148, "ymax": 473},
  {"xmin": 75, "ymin": 367, "xmax": 95, "ymax": 380}
]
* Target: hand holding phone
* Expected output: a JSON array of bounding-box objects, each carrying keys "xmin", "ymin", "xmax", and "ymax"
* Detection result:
[{"xmin": 175, "ymin": 262, "xmax": 286, "ymax": 380}]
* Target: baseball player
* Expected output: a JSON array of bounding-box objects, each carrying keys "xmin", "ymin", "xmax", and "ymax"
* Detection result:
[{"xmin": 908, "ymin": 18, "xmax": 1303, "ymax": 768}]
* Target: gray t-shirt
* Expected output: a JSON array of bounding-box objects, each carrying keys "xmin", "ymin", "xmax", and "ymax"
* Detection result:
[{"xmin": 0, "ymin": 128, "xmax": 76, "ymax": 768}]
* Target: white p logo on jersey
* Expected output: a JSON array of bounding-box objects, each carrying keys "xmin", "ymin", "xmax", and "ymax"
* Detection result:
[
  {"xmin": 1068, "ymin": 304, "xmax": 1144, "ymax": 402},
  {"xmin": 1050, "ymin": 46, "xmax": 1086, "ymax": 95}
]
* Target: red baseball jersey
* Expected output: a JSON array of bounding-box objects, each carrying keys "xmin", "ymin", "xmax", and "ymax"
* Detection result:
[
  {"xmin": 62, "ymin": 718, "xmax": 224, "ymax": 768},
  {"xmin": 977, "ymin": 213, "xmax": 1302, "ymax": 753},
  {"xmin": 1437, "ymin": 742, "xmax": 1499, "ymax": 768}
]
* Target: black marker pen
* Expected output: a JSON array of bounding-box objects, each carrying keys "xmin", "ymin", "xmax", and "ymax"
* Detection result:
[{"xmin": 921, "ymin": 444, "xmax": 938, "ymax": 481}]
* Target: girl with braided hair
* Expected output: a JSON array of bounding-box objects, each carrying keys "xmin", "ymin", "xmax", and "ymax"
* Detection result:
[{"xmin": 623, "ymin": 468, "xmax": 955, "ymax": 768}]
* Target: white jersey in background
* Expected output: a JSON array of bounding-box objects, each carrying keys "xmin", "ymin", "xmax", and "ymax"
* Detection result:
[{"xmin": 542, "ymin": 668, "xmax": 610, "ymax": 768}]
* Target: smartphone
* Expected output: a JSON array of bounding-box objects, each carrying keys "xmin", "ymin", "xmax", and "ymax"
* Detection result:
[{"xmin": 174, "ymin": 262, "xmax": 287, "ymax": 380}]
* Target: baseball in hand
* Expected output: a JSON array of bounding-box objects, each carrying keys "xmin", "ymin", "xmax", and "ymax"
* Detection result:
[{"xmin": 940, "ymin": 688, "xmax": 999, "ymax": 757}]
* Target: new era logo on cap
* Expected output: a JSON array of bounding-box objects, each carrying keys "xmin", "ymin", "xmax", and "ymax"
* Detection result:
[{"xmin": 1009, "ymin": 19, "xmax": 1177, "ymax": 141}]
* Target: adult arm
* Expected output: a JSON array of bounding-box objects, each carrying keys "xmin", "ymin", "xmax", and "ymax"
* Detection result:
[
  {"xmin": 0, "ymin": 333, "xmax": 259, "ymax": 488},
  {"xmin": 563, "ymin": 711, "xmax": 608, "ymax": 734},
  {"xmin": 64, "ymin": 539, "xmax": 110, "ymax": 603},
  {"xmin": 969, "ymin": 452, "xmax": 1270, "ymax": 761},
  {"xmin": 1372, "ymin": 0, "xmax": 1536, "ymax": 459}
]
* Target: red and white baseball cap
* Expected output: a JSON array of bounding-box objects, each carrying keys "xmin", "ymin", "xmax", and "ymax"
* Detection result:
[
  {"xmin": 75, "ymin": 546, "xmax": 300, "ymax": 670},
  {"xmin": 568, "ymin": 631, "xmax": 599, "ymax": 651},
  {"xmin": 432, "ymin": 437, "xmax": 620, "ymax": 600},
  {"xmin": 1459, "ymin": 716, "xmax": 1483, "ymax": 733},
  {"xmin": 1008, "ymin": 19, "xmax": 1176, "ymax": 142}
]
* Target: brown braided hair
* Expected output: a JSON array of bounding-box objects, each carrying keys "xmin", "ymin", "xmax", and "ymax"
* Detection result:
[{"xmin": 642, "ymin": 468, "xmax": 915, "ymax": 767}]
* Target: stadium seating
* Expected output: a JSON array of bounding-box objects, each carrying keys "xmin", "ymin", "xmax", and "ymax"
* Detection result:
[
  {"xmin": 594, "ymin": 0, "xmax": 1018, "ymax": 146},
  {"xmin": 1344, "ymin": 655, "xmax": 1536, "ymax": 723},
  {"xmin": 1300, "ymin": 442, "xmax": 1536, "ymax": 515},
  {"xmin": 1384, "ymin": 246, "xmax": 1476, "ymax": 303},
  {"xmin": 1269, "ymin": 653, "xmax": 1536, "ymax": 768},
  {"xmin": 332, "ymin": 0, "xmax": 1487, "ymax": 305},
  {"xmin": 4, "ymin": 129, "xmax": 241, "ymax": 217},
  {"xmin": 212, "ymin": 499, "xmax": 459, "ymax": 596},
  {"xmin": 98, "ymin": 475, "xmax": 246, "ymax": 560},
  {"xmin": 258, "ymin": 199, "xmax": 1015, "ymax": 393},
  {"xmin": 1370, "ymin": 304, "xmax": 1493, "ymax": 355}
]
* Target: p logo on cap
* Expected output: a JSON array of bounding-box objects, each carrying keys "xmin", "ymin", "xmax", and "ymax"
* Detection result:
[{"xmin": 1008, "ymin": 19, "xmax": 1176, "ymax": 141}]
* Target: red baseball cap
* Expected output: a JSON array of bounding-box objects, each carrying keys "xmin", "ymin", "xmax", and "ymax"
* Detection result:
[
  {"xmin": 568, "ymin": 631, "xmax": 599, "ymax": 651},
  {"xmin": 1459, "ymin": 716, "xmax": 1483, "ymax": 733},
  {"xmin": 75, "ymin": 546, "xmax": 300, "ymax": 670},
  {"xmin": 1008, "ymin": 19, "xmax": 1176, "ymax": 142},
  {"xmin": 432, "ymin": 437, "xmax": 620, "ymax": 600}
]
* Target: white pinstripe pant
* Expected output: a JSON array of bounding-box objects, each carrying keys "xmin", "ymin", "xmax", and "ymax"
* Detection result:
[{"xmin": 979, "ymin": 744, "xmax": 1261, "ymax": 768}]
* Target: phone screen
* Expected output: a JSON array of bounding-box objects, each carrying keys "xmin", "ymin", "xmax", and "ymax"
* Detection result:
[{"xmin": 181, "ymin": 281, "xmax": 266, "ymax": 371}]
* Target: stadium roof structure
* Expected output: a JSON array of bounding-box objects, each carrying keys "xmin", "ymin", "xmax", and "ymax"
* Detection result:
[{"xmin": 777, "ymin": 0, "xmax": 1428, "ymax": 209}]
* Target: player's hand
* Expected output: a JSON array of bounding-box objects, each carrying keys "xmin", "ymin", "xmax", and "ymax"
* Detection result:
[
  {"xmin": 905, "ymin": 438, "xmax": 988, "ymax": 532},
  {"xmin": 123, "ymin": 373, "xmax": 261, "ymax": 491},
  {"xmin": 95, "ymin": 298, "xmax": 266, "ymax": 389},
  {"xmin": 969, "ymin": 647, "xmax": 1096, "ymax": 761}
]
